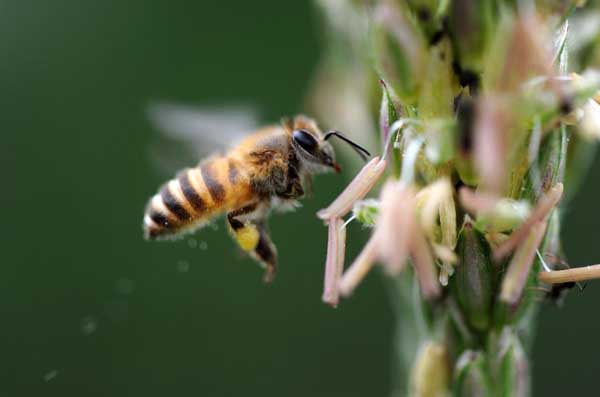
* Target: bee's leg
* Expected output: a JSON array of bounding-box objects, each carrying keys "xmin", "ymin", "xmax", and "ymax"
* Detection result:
[
  {"xmin": 252, "ymin": 222, "xmax": 278, "ymax": 283},
  {"xmin": 279, "ymin": 181, "xmax": 304, "ymax": 199},
  {"xmin": 227, "ymin": 203, "xmax": 261, "ymax": 251},
  {"xmin": 226, "ymin": 204, "xmax": 277, "ymax": 282},
  {"xmin": 278, "ymin": 166, "xmax": 304, "ymax": 199}
]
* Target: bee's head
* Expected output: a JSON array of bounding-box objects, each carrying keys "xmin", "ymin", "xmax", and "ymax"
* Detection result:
[{"xmin": 286, "ymin": 115, "xmax": 370, "ymax": 174}]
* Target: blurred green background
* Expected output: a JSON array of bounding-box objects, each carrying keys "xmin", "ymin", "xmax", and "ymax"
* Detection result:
[{"xmin": 3, "ymin": 1, "xmax": 599, "ymax": 396}]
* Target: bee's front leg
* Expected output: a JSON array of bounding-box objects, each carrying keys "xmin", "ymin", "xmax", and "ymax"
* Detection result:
[
  {"xmin": 227, "ymin": 204, "xmax": 278, "ymax": 282},
  {"xmin": 277, "ymin": 166, "xmax": 304, "ymax": 200},
  {"xmin": 278, "ymin": 180, "xmax": 304, "ymax": 199}
]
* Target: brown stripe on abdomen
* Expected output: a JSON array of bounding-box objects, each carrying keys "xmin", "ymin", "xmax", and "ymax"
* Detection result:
[
  {"xmin": 143, "ymin": 188, "xmax": 183, "ymax": 240},
  {"xmin": 149, "ymin": 209, "xmax": 174, "ymax": 229},
  {"xmin": 160, "ymin": 183, "xmax": 192, "ymax": 221},
  {"xmin": 143, "ymin": 158, "xmax": 243, "ymax": 240},
  {"xmin": 178, "ymin": 171, "xmax": 206, "ymax": 212},
  {"xmin": 201, "ymin": 161, "xmax": 226, "ymax": 203},
  {"xmin": 228, "ymin": 159, "xmax": 240, "ymax": 184}
]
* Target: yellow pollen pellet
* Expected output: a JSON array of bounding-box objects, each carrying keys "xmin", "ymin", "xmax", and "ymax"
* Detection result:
[{"xmin": 236, "ymin": 225, "xmax": 260, "ymax": 251}]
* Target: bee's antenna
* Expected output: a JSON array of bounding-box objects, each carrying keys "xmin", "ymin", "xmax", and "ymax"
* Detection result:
[{"xmin": 324, "ymin": 130, "xmax": 371, "ymax": 162}]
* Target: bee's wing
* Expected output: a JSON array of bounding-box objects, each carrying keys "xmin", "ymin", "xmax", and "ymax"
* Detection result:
[{"xmin": 147, "ymin": 101, "xmax": 260, "ymax": 175}]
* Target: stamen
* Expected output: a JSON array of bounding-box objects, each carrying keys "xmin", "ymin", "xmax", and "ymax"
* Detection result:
[
  {"xmin": 500, "ymin": 221, "xmax": 548, "ymax": 304},
  {"xmin": 579, "ymin": 99, "xmax": 600, "ymax": 140},
  {"xmin": 473, "ymin": 96, "xmax": 509, "ymax": 196},
  {"xmin": 417, "ymin": 178, "xmax": 454, "ymax": 240},
  {"xmin": 338, "ymin": 233, "xmax": 379, "ymax": 297},
  {"xmin": 416, "ymin": 178, "xmax": 457, "ymax": 287},
  {"xmin": 410, "ymin": 225, "xmax": 442, "ymax": 300},
  {"xmin": 317, "ymin": 157, "xmax": 387, "ymax": 220},
  {"xmin": 432, "ymin": 244, "xmax": 458, "ymax": 264},
  {"xmin": 322, "ymin": 218, "xmax": 347, "ymax": 307},
  {"xmin": 376, "ymin": 182, "xmax": 414, "ymax": 275},
  {"xmin": 439, "ymin": 190, "xmax": 458, "ymax": 251},
  {"xmin": 438, "ymin": 263, "xmax": 455, "ymax": 287},
  {"xmin": 538, "ymin": 264, "xmax": 600, "ymax": 284},
  {"xmin": 458, "ymin": 187, "xmax": 498, "ymax": 214}
]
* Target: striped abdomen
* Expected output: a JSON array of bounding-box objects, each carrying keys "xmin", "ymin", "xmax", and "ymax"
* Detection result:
[{"xmin": 143, "ymin": 156, "xmax": 252, "ymax": 239}]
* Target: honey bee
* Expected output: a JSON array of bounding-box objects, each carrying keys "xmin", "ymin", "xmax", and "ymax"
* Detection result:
[{"xmin": 143, "ymin": 112, "xmax": 370, "ymax": 282}]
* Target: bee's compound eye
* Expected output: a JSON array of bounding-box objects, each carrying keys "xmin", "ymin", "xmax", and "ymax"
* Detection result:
[{"xmin": 293, "ymin": 129, "xmax": 318, "ymax": 153}]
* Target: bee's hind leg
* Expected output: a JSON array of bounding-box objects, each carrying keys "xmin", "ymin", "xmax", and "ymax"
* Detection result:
[
  {"xmin": 227, "ymin": 204, "xmax": 278, "ymax": 283},
  {"xmin": 251, "ymin": 222, "xmax": 278, "ymax": 283},
  {"xmin": 227, "ymin": 203, "xmax": 261, "ymax": 251}
]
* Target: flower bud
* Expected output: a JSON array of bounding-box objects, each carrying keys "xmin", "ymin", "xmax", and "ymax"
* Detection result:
[
  {"xmin": 451, "ymin": 218, "xmax": 493, "ymax": 331},
  {"xmin": 496, "ymin": 328, "xmax": 530, "ymax": 397},
  {"xmin": 352, "ymin": 199, "xmax": 379, "ymax": 227},
  {"xmin": 418, "ymin": 39, "xmax": 454, "ymax": 120},
  {"xmin": 406, "ymin": 0, "xmax": 441, "ymax": 35},
  {"xmin": 449, "ymin": 0, "xmax": 494, "ymax": 70},
  {"xmin": 454, "ymin": 351, "xmax": 491, "ymax": 396},
  {"xmin": 455, "ymin": 155, "xmax": 479, "ymax": 186},
  {"xmin": 424, "ymin": 119, "xmax": 455, "ymax": 165},
  {"xmin": 410, "ymin": 341, "xmax": 450, "ymax": 397},
  {"xmin": 519, "ymin": 122, "xmax": 567, "ymax": 202}
]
